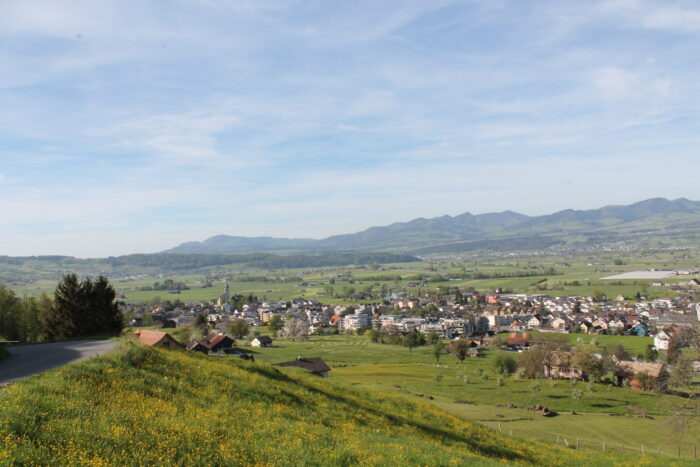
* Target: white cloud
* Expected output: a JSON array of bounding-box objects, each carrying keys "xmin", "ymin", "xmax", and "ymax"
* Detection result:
[
  {"xmin": 600, "ymin": 0, "xmax": 700, "ymax": 32},
  {"xmin": 592, "ymin": 67, "xmax": 640, "ymax": 98}
]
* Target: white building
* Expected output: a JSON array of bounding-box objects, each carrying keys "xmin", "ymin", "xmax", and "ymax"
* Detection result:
[
  {"xmin": 654, "ymin": 329, "xmax": 671, "ymax": 350},
  {"xmin": 343, "ymin": 314, "xmax": 371, "ymax": 331}
]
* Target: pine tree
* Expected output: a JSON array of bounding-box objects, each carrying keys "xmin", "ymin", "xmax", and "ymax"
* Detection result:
[{"xmin": 44, "ymin": 273, "xmax": 123, "ymax": 340}]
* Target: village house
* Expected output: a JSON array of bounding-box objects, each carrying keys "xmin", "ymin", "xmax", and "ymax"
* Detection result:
[
  {"xmin": 186, "ymin": 334, "xmax": 235, "ymax": 354},
  {"xmin": 134, "ymin": 330, "xmax": 182, "ymax": 348},
  {"xmin": 251, "ymin": 335, "xmax": 273, "ymax": 347},
  {"xmin": 653, "ymin": 327, "xmax": 676, "ymax": 349},
  {"xmin": 543, "ymin": 351, "xmax": 587, "ymax": 381},
  {"xmin": 527, "ymin": 316, "xmax": 542, "ymax": 329},
  {"xmin": 506, "ymin": 332, "xmax": 530, "ymax": 350},
  {"xmin": 550, "ymin": 316, "xmax": 570, "ymax": 330}
]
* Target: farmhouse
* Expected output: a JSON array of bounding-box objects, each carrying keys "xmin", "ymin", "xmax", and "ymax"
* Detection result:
[
  {"xmin": 543, "ymin": 351, "xmax": 587, "ymax": 381},
  {"xmin": 186, "ymin": 335, "xmax": 235, "ymax": 354},
  {"xmin": 506, "ymin": 332, "xmax": 530, "ymax": 350},
  {"xmin": 251, "ymin": 336, "xmax": 273, "ymax": 347},
  {"xmin": 653, "ymin": 326, "xmax": 679, "ymax": 350},
  {"xmin": 275, "ymin": 357, "xmax": 331, "ymax": 377},
  {"xmin": 615, "ymin": 361, "xmax": 668, "ymax": 391},
  {"xmin": 134, "ymin": 330, "xmax": 182, "ymax": 348}
]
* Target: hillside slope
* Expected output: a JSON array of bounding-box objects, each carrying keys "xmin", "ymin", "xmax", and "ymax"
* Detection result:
[
  {"xmin": 164, "ymin": 197, "xmax": 700, "ymax": 254},
  {"xmin": 0, "ymin": 343, "xmax": 660, "ymax": 466}
]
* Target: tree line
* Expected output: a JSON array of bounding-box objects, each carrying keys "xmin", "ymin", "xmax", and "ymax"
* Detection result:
[
  {"xmin": 105, "ymin": 252, "xmax": 420, "ymax": 270},
  {"xmin": 0, "ymin": 274, "xmax": 123, "ymax": 343}
]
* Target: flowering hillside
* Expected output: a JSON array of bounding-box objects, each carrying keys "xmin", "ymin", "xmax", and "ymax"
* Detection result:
[{"xmin": 0, "ymin": 343, "xmax": 672, "ymax": 466}]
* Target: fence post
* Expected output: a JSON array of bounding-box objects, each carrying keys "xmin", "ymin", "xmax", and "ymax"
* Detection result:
[
  {"xmin": 641, "ymin": 445, "xmax": 645, "ymax": 456},
  {"xmin": 576, "ymin": 438, "xmax": 580, "ymax": 449},
  {"xmin": 556, "ymin": 435, "xmax": 560, "ymax": 445},
  {"xmin": 498, "ymin": 422, "xmax": 502, "ymax": 432},
  {"xmin": 602, "ymin": 442, "xmax": 605, "ymax": 452},
  {"xmin": 564, "ymin": 439, "xmax": 569, "ymax": 447}
]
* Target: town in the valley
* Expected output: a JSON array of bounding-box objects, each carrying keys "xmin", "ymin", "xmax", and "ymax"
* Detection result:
[{"xmin": 127, "ymin": 277, "xmax": 700, "ymax": 385}]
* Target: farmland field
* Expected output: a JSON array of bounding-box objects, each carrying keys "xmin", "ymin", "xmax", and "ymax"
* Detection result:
[
  {"xmin": 5, "ymin": 249, "xmax": 700, "ymax": 304},
  {"xmin": 250, "ymin": 334, "xmax": 700, "ymax": 459}
]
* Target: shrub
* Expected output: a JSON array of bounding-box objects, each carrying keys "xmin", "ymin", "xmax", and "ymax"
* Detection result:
[
  {"xmin": 492, "ymin": 352, "xmax": 517, "ymax": 376},
  {"xmin": 635, "ymin": 371, "xmax": 656, "ymax": 391}
]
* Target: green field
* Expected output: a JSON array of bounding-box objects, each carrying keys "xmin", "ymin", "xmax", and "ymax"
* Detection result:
[
  {"xmin": 6, "ymin": 249, "xmax": 700, "ymax": 305},
  {"xmin": 248, "ymin": 334, "xmax": 700, "ymax": 460},
  {"xmin": 0, "ymin": 341, "xmax": 670, "ymax": 466}
]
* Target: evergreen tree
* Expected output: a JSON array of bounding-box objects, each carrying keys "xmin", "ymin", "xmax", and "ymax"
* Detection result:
[
  {"xmin": 44, "ymin": 273, "xmax": 123, "ymax": 340},
  {"xmin": 0, "ymin": 285, "xmax": 20, "ymax": 340}
]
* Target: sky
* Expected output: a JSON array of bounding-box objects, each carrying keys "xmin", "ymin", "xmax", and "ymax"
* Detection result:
[{"xmin": 1, "ymin": 0, "xmax": 700, "ymax": 257}]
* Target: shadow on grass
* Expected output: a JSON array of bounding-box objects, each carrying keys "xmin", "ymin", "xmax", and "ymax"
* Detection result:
[{"xmin": 288, "ymin": 375, "xmax": 540, "ymax": 464}]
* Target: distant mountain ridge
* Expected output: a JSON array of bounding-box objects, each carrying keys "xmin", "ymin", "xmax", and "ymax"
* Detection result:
[{"xmin": 164, "ymin": 198, "xmax": 700, "ymax": 254}]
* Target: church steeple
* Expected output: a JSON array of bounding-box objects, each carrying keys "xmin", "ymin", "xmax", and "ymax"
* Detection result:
[{"xmin": 217, "ymin": 279, "xmax": 230, "ymax": 309}]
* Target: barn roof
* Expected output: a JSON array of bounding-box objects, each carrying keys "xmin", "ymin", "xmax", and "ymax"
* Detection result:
[
  {"xmin": 616, "ymin": 361, "xmax": 666, "ymax": 379},
  {"xmin": 134, "ymin": 330, "xmax": 176, "ymax": 347}
]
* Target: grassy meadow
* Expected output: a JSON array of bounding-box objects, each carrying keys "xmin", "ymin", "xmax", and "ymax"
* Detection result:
[
  {"xmin": 0, "ymin": 341, "xmax": 670, "ymax": 466},
  {"xmin": 247, "ymin": 334, "xmax": 700, "ymax": 459}
]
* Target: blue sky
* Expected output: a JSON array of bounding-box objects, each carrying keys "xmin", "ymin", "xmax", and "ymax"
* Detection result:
[{"xmin": 1, "ymin": 0, "xmax": 700, "ymax": 257}]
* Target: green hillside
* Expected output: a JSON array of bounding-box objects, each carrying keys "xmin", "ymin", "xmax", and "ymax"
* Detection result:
[
  {"xmin": 0, "ymin": 342, "xmax": 672, "ymax": 466},
  {"xmin": 164, "ymin": 197, "xmax": 700, "ymax": 254}
]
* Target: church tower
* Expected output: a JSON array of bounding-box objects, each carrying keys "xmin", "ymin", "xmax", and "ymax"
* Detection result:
[{"xmin": 217, "ymin": 280, "xmax": 230, "ymax": 308}]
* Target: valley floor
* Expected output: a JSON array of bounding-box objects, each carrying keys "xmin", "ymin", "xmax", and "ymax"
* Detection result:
[{"xmin": 250, "ymin": 334, "xmax": 700, "ymax": 460}]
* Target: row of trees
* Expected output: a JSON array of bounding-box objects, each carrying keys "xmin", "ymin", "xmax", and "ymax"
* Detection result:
[
  {"xmin": 0, "ymin": 285, "xmax": 48, "ymax": 342},
  {"xmin": 367, "ymin": 327, "xmax": 430, "ymax": 351},
  {"xmin": 0, "ymin": 274, "xmax": 123, "ymax": 342}
]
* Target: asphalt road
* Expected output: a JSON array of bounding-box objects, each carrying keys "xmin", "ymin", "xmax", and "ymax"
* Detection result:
[{"xmin": 0, "ymin": 340, "xmax": 118, "ymax": 385}]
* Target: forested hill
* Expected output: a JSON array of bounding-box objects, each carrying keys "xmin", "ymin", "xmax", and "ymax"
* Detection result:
[
  {"xmin": 165, "ymin": 198, "xmax": 700, "ymax": 254},
  {"xmin": 0, "ymin": 252, "xmax": 421, "ymax": 282},
  {"xmin": 104, "ymin": 252, "xmax": 419, "ymax": 270}
]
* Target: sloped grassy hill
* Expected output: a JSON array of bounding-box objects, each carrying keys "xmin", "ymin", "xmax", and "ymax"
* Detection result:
[{"xmin": 0, "ymin": 343, "xmax": 670, "ymax": 466}]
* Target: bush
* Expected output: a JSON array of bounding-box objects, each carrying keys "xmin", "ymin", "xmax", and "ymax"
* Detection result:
[
  {"xmin": 635, "ymin": 371, "xmax": 656, "ymax": 391},
  {"xmin": 492, "ymin": 352, "xmax": 518, "ymax": 376}
]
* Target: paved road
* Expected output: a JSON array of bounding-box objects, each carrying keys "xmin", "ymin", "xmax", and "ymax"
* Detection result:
[{"xmin": 0, "ymin": 340, "xmax": 118, "ymax": 385}]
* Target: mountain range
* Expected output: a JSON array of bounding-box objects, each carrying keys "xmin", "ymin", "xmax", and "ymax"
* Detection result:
[{"xmin": 164, "ymin": 198, "xmax": 700, "ymax": 255}]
